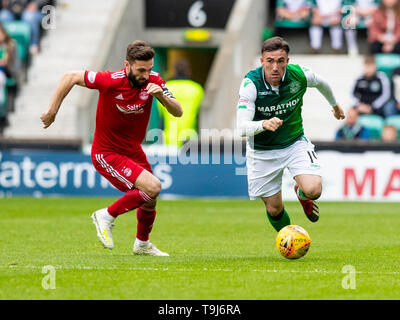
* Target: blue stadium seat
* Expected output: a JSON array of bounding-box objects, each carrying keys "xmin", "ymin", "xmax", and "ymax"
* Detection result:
[
  {"xmin": 375, "ymin": 53, "xmax": 400, "ymax": 78},
  {"xmin": 358, "ymin": 114, "xmax": 385, "ymax": 139},
  {"xmin": 385, "ymin": 115, "xmax": 400, "ymax": 136},
  {"xmin": 3, "ymin": 21, "xmax": 30, "ymax": 59}
]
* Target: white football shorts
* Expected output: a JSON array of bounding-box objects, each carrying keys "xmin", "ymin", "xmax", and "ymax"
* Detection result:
[{"xmin": 246, "ymin": 137, "xmax": 322, "ymax": 200}]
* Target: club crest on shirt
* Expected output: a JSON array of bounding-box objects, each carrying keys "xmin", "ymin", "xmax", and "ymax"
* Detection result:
[
  {"xmin": 289, "ymin": 81, "xmax": 301, "ymax": 94},
  {"xmin": 140, "ymin": 90, "xmax": 149, "ymax": 100}
]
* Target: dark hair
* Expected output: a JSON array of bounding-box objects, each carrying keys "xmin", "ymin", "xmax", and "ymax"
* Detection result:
[
  {"xmin": 126, "ymin": 40, "xmax": 155, "ymax": 64},
  {"xmin": 261, "ymin": 36, "xmax": 290, "ymax": 55},
  {"xmin": 364, "ymin": 55, "xmax": 375, "ymax": 65}
]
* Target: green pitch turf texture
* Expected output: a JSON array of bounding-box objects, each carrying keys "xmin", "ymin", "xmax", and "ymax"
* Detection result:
[{"xmin": 1, "ymin": 197, "xmax": 399, "ymax": 300}]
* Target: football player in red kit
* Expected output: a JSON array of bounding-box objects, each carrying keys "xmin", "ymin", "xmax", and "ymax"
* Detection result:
[{"xmin": 40, "ymin": 41, "xmax": 182, "ymax": 256}]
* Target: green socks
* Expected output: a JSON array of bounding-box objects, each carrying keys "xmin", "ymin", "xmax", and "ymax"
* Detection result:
[
  {"xmin": 267, "ymin": 208, "xmax": 291, "ymax": 232},
  {"xmin": 297, "ymin": 187, "xmax": 309, "ymax": 200}
]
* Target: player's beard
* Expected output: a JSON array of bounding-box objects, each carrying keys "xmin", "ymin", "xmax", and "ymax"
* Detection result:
[{"xmin": 128, "ymin": 70, "xmax": 147, "ymax": 88}]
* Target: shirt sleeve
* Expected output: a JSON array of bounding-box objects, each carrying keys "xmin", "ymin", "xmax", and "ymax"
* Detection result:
[
  {"xmin": 236, "ymin": 78, "xmax": 265, "ymax": 137},
  {"xmin": 84, "ymin": 70, "xmax": 111, "ymax": 92},
  {"xmin": 301, "ymin": 65, "xmax": 338, "ymax": 107}
]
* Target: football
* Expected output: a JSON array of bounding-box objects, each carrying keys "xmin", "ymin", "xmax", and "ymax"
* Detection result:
[{"xmin": 275, "ymin": 225, "xmax": 311, "ymax": 259}]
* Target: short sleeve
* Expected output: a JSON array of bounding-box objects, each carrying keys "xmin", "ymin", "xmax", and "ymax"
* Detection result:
[{"xmin": 84, "ymin": 70, "xmax": 111, "ymax": 92}]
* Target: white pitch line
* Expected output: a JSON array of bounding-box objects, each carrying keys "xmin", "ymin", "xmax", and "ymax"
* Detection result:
[{"xmin": 1, "ymin": 265, "xmax": 400, "ymax": 275}]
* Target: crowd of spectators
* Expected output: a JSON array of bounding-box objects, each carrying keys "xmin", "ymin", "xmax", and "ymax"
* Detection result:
[
  {"xmin": 275, "ymin": 0, "xmax": 400, "ymax": 142},
  {"xmin": 275, "ymin": 0, "xmax": 400, "ymax": 56},
  {"xmin": 0, "ymin": 0, "xmax": 55, "ymax": 134},
  {"xmin": 336, "ymin": 54, "xmax": 400, "ymax": 142}
]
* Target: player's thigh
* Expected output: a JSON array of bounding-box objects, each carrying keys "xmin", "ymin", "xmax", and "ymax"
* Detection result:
[
  {"xmin": 261, "ymin": 191, "xmax": 284, "ymax": 215},
  {"xmin": 92, "ymin": 152, "xmax": 150, "ymax": 193},
  {"xmin": 247, "ymin": 156, "xmax": 284, "ymax": 200},
  {"xmin": 287, "ymin": 138, "xmax": 322, "ymax": 179}
]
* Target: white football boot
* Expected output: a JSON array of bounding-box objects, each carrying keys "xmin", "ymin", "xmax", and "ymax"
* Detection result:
[
  {"xmin": 91, "ymin": 208, "xmax": 115, "ymax": 249},
  {"xmin": 133, "ymin": 239, "xmax": 169, "ymax": 256}
]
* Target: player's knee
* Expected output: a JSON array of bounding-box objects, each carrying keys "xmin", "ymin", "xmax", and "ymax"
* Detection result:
[
  {"xmin": 302, "ymin": 185, "xmax": 322, "ymax": 200},
  {"xmin": 142, "ymin": 199, "xmax": 157, "ymax": 209},
  {"xmin": 266, "ymin": 204, "xmax": 284, "ymax": 216},
  {"xmin": 146, "ymin": 179, "xmax": 162, "ymax": 198}
]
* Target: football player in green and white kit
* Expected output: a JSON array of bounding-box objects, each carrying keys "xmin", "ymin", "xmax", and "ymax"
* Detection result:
[{"xmin": 236, "ymin": 36, "xmax": 345, "ymax": 232}]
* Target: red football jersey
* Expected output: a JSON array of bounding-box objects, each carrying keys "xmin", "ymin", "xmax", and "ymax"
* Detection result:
[{"xmin": 84, "ymin": 68, "xmax": 166, "ymax": 155}]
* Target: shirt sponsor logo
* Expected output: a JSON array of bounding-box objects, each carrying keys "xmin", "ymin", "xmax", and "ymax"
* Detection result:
[
  {"xmin": 257, "ymin": 98, "xmax": 300, "ymax": 115},
  {"xmin": 258, "ymin": 91, "xmax": 274, "ymax": 96},
  {"xmin": 88, "ymin": 71, "xmax": 97, "ymax": 84},
  {"xmin": 115, "ymin": 103, "xmax": 144, "ymax": 114}
]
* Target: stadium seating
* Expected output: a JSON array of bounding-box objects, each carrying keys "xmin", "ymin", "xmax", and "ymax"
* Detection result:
[
  {"xmin": 3, "ymin": 21, "xmax": 31, "ymax": 82},
  {"xmin": 385, "ymin": 115, "xmax": 400, "ymax": 136},
  {"xmin": 375, "ymin": 53, "xmax": 400, "ymax": 78},
  {"xmin": 3, "ymin": 21, "xmax": 30, "ymax": 63},
  {"xmin": 358, "ymin": 114, "xmax": 385, "ymax": 139},
  {"xmin": 274, "ymin": 19, "xmax": 310, "ymax": 29}
]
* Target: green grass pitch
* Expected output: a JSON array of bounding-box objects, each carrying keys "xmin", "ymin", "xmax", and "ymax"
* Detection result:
[{"xmin": 1, "ymin": 197, "xmax": 400, "ymax": 300}]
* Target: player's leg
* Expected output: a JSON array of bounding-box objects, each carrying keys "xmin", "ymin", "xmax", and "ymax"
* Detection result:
[
  {"xmin": 262, "ymin": 191, "xmax": 291, "ymax": 232},
  {"xmin": 247, "ymin": 155, "xmax": 290, "ymax": 232},
  {"xmin": 91, "ymin": 152, "xmax": 159, "ymax": 249},
  {"xmin": 287, "ymin": 137, "xmax": 322, "ymax": 222},
  {"xmin": 130, "ymin": 160, "xmax": 168, "ymax": 256},
  {"xmin": 107, "ymin": 168, "xmax": 161, "ymax": 218}
]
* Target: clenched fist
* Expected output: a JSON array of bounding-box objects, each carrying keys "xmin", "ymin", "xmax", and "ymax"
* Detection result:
[
  {"xmin": 146, "ymin": 83, "xmax": 163, "ymax": 99},
  {"xmin": 40, "ymin": 110, "xmax": 56, "ymax": 129},
  {"xmin": 262, "ymin": 117, "xmax": 283, "ymax": 132}
]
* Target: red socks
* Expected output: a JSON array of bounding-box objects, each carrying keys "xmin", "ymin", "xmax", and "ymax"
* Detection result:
[
  {"xmin": 107, "ymin": 189, "xmax": 157, "ymax": 241},
  {"xmin": 108, "ymin": 189, "xmax": 153, "ymax": 218},
  {"xmin": 136, "ymin": 206, "xmax": 156, "ymax": 241}
]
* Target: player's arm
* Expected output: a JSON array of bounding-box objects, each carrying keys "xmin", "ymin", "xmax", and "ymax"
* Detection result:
[
  {"xmin": 40, "ymin": 71, "xmax": 86, "ymax": 129},
  {"xmin": 236, "ymin": 78, "xmax": 282, "ymax": 137},
  {"xmin": 146, "ymin": 83, "xmax": 183, "ymax": 117},
  {"xmin": 302, "ymin": 66, "xmax": 345, "ymax": 120}
]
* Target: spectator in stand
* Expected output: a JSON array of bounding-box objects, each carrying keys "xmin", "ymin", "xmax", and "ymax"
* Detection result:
[
  {"xmin": 309, "ymin": 0, "xmax": 343, "ymax": 53},
  {"xmin": 342, "ymin": 0, "xmax": 379, "ymax": 56},
  {"xmin": 0, "ymin": 0, "xmax": 54, "ymax": 55},
  {"xmin": 381, "ymin": 124, "xmax": 398, "ymax": 141},
  {"xmin": 335, "ymin": 107, "xmax": 370, "ymax": 140},
  {"xmin": 275, "ymin": 0, "xmax": 312, "ymax": 24},
  {"xmin": 368, "ymin": 0, "xmax": 400, "ymax": 54},
  {"xmin": 389, "ymin": 66, "xmax": 400, "ymax": 116},
  {"xmin": 0, "ymin": 22, "xmax": 16, "ymax": 77},
  {"xmin": 351, "ymin": 55, "xmax": 393, "ymax": 118}
]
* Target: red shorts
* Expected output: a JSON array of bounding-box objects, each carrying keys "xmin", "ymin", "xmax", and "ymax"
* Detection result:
[{"xmin": 91, "ymin": 149, "xmax": 152, "ymax": 193}]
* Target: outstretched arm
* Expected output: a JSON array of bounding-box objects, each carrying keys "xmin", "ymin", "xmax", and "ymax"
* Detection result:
[
  {"xmin": 40, "ymin": 71, "xmax": 86, "ymax": 128},
  {"xmin": 146, "ymin": 83, "xmax": 183, "ymax": 117}
]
